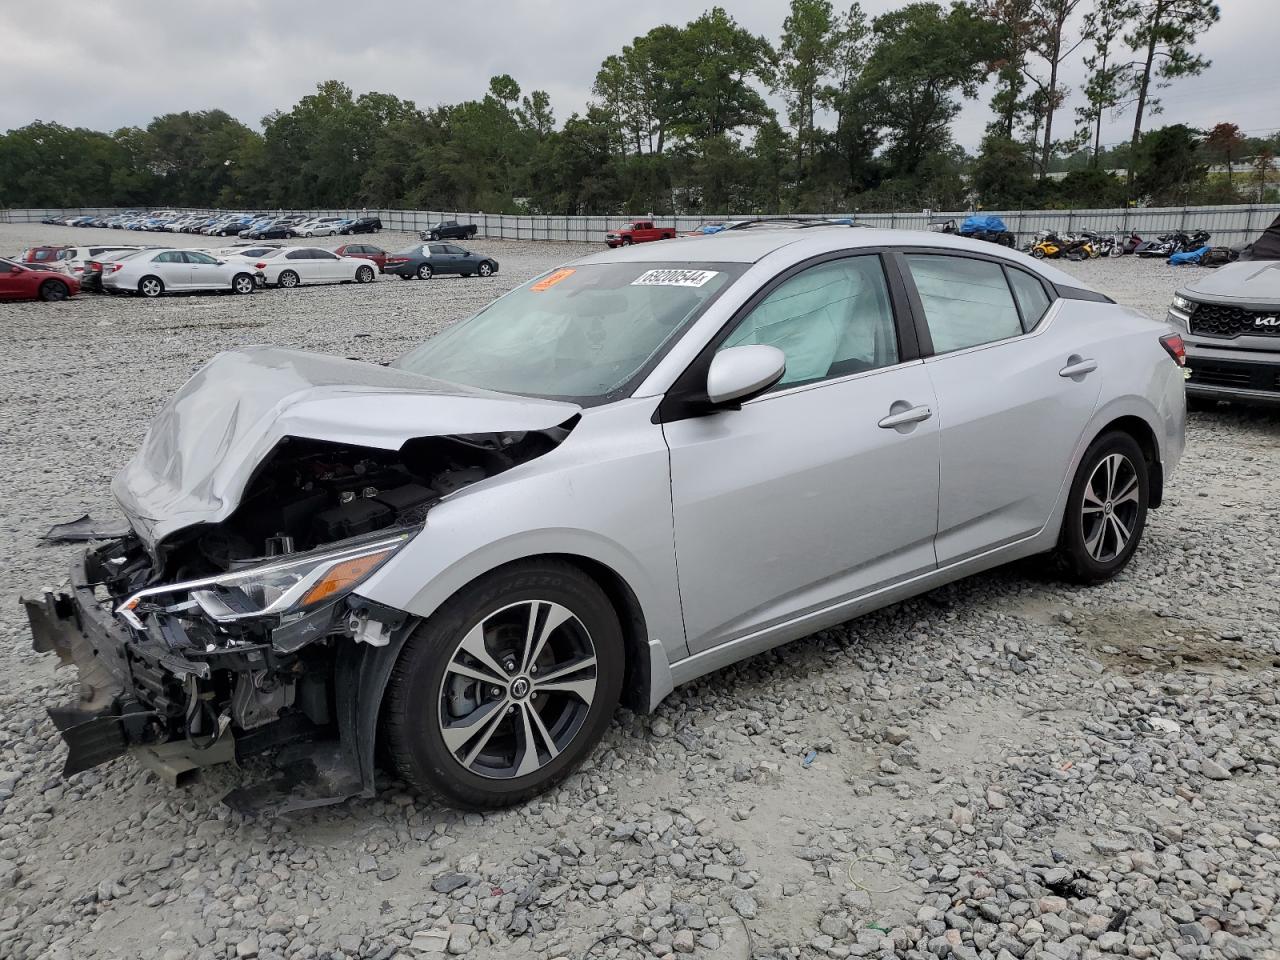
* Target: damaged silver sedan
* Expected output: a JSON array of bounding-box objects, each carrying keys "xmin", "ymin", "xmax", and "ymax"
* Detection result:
[{"xmin": 26, "ymin": 230, "xmax": 1185, "ymax": 812}]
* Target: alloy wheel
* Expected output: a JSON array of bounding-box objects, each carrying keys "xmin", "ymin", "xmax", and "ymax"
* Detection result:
[
  {"xmin": 140, "ymin": 278, "xmax": 162, "ymax": 297},
  {"xmin": 1081, "ymin": 453, "xmax": 1140, "ymax": 563},
  {"xmin": 279, "ymin": 271, "xmax": 298, "ymax": 288},
  {"xmin": 233, "ymin": 275, "xmax": 254, "ymax": 294},
  {"xmin": 438, "ymin": 600, "xmax": 597, "ymax": 780},
  {"xmin": 479, "ymin": 263, "xmax": 492, "ymax": 277}
]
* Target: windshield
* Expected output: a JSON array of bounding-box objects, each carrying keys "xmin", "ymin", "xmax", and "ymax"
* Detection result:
[{"xmin": 395, "ymin": 261, "xmax": 744, "ymax": 404}]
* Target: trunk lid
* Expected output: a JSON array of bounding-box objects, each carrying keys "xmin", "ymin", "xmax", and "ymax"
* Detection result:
[{"xmin": 113, "ymin": 346, "xmax": 579, "ymax": 550}]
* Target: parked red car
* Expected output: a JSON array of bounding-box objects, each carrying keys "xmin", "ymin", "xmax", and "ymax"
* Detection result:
[
  {"xmin": 333, "ymin": 242, "xmax": 388, "ymax": 272},
  {"xmin": 605, "ymin": 220, "xmax": 678, "ymax": 248},
  {"xmin": 0, "ymin": 257, "xmax": 80, "ymax": 301}
]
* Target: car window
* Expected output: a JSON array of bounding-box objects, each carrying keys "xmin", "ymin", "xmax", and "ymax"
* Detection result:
[
  {"xmin": 444, "ymin": 245, "xmax": 466, "ymax": 255},
  {"xmin": 154, "ymin": 251, "xmax": 185, "ymax": 263},
  {"xmin": 312, "ymin": 250, "xmax": 339, "ymax": 260},
  {"xmin": 1007, "ymin": 268, "xmax": 1053, "ymax": 331},
  {"xmin": 185, "ymin": 251, "xmax": 219, "ymax": 265},
  {"xmin": 719, "ymin": 255, "xmax": 899, "ymax": 388},
  {"xmin": 285, "ymin": 249, "xmax": 310, "ymax": 260},
  {"xmin": 428, "ymin": 244, "xmax": 448, "ymax": 255},
  {"xmin": 0, "ymin": 261, "xmax": 13, "ymax": 273},
  {"xmin": 905, "ymin": 255, "xmax": 1022, "ymax": 353}
]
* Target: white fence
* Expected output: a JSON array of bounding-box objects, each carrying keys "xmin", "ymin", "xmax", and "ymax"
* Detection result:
[{"xmin": 5, "ymin": 203, "xmax": 1278, "ymax": 245}]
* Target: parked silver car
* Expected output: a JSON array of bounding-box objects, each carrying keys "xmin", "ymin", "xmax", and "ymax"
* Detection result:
[
  {"xmin": 101, "ymin": 248, "xmax": 259, "ymax": 297},
  {"xmin": 1169, "ymin": 259, "xmax": 1280, "ymax": 408},
  {"xmin": 27, "ymin": 230, "xmax": 1186, "ymax": 813}
]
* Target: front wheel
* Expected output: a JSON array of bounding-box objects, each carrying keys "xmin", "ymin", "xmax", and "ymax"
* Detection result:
[
  {"xmin": 478, "ymin": 261, "xmax": 493, "ymax": 277},
  {"xmin": 383, "ymin": 559, "xmax": 624, "ymax": 808},
  {"xmin": 231, "ymin": 273, "xmax": 255, "ymax": 295},
  {"xmin": 429, "ymin": 232, "xmax": 440, "ymax": 241},
  {"xmin": 1031, "ymin": 247, "xmax": 1046, "ymax": 259},
  {"xmin": 355, "ymin": 265, "xmax": 374, "ymax": 283},
  {"xmin": 416, "ymin": 263, "xmax": 433, "ymax": 280},
  {"xmin": 1053, "ymin": 431, "xmax": 1149, "ymax": 584}
]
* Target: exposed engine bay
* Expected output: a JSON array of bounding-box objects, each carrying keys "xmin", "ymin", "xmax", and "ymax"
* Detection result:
[{"xmin": 26, "ymin": 424, "xmax": 571, "ymax": 813}]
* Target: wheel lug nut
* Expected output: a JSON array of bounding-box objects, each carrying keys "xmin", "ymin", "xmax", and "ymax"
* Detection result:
[
  {"xmin": 506, "ymin": 706, "xmax": 515, "ymax": 715},
  {"xmin": 490, "ymin": 687, "xmax": 502, "ymax": 698}
]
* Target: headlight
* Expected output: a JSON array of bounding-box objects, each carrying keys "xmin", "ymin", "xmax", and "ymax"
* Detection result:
[
  {"xmin": 118, "ymin": 531, "xmax": 411, "ymax": 627},
  {"xmin": 1172, "ymin": 294, "xmax": 1195, "ymax": 312}
]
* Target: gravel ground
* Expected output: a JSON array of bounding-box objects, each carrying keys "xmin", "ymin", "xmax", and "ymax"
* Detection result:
[{"xmin": 1, "ymin": 224, "xmax": 1278, "ymax": 960}]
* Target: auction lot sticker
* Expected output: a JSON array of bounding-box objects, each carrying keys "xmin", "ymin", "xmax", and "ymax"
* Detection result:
[
  {"xmin": 631, "ymin": 269, "xmax": 720, "ymax": 287},
  {"xmin": 531, "ymin": 268, "xmax": 575, "ymax": 291}
]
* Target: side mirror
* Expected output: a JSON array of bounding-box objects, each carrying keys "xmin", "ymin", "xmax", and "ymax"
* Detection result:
[{"xmin": 706, "ymin": 345, "xmax": 786, "ymax": 407}]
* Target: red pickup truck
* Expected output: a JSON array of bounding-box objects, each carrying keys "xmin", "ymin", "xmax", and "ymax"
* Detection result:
[{"xmin": 605, "ymin": 220, "xmax": 678, "ymax": 248}]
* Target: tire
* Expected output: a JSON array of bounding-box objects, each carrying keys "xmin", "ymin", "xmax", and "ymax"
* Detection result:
[
  {"xmin": 416, "ymin": 263, "xmax": 433, "ymax": 280},
  {"xmin": 231, "ymin": 273, "xmax": 255, "ymax": 295},
  {"xmin": 355, "ymin": 265, "xmax": 374, "ymax": 284},
  {"xmin": 398, "ymin": 274, "xmax": 411, "ymax": 280},
  {"xmin": 138, "ymin": 276, "xmax": 164, "ymax": 298},
  {"xmin": 1053, "ymin": 431, "xmax": 1149, "ymax": 585},
  {"xmin": 1031, "ymin": 247, "xmax": 1046, "ymax": 259},
  {"xmin": 462, "ymin": 273, "xmax": 472, "ymax": 278},
  {"xmin": 429, "ymin": 232, "xmax": 440, "ymax": 241},
  {"xmin": 622, "ymin": 237, "xmax": 632, "ymax": 246},
  {"xmin": 39, "ymin": 280, "xmax": 70, "ymax": 302},
  {"xmin": 383, "ymin": 559, "xmax": 624, "ymax": 808},
  {"xmin": 278, "ymin": 270, "xmax": 300, "ymax": 289},
  {"xmin": 478, "ymin": 261, "xmax": 493, "ymax": 277}
]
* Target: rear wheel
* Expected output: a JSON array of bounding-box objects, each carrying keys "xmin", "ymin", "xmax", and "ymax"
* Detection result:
[
  {"xmin": 384, "ymin": 559, "xmax": 623, "ymax": 808},
  {"xmin": 478, "ymin": 261, "xmax": 493, "ymax": 277},
  {"xmin": 416, "ymin": 263, "xmax": 433, "ymax": 280},
  {"xmin": 1053, "ymin": 431, "xmax": 1148, "ymax": 584},
  {"xmin": 231, "ymin": 273, "xmax": 255, "ymax": 295},
  {"xmin": 355, "ymin": 265, "xmax": 374, "ymax": 284},
  {"xmin": 39, "ymin": 280, "xmax": 70, "ymax": 302},
  {"xmin": 278, "ymin": 270, "xmax": 300, "ymax": 289},
  {"xmin": 138, "ymin": 276, "xmax": 164, "ymax": 298}
]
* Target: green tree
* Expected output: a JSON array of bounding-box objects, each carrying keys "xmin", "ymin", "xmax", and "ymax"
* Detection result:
[
  {"xmin": 777, "ymin": 0, "xmax": 837, "ymax": 177},
  {"xmin": 1076, "ymin": 0, "xmax": 1135, "ymax": 167},
  {"xmin": 1123, "ymin": 0, "xmax": 1220, "ymax": 195},
  {"xmin": 980, "ymin": 0, "xmax": 1037, "ymax": 140},
  {"xmin": 1132, "ymin": 123, "xmax": 1205, "ymax": 204},
  {"xmin": 1024, "ymin": 0, "xmax": 1088, "ymax": 180}
]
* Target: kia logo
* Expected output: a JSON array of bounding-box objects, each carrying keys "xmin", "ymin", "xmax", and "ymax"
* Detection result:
[{"xmin": 1256, "ymin": 316, "xmax": 1280, "ymax": 327}]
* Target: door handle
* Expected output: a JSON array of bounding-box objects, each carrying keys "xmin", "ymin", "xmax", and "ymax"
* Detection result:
[
  {"xmin": 878, "ymin": 403, "xmax": 932, "ymax": 430},
  {"xmin": 1059, "ymin": 357, "xmax": 1097, "ymax": 378}
]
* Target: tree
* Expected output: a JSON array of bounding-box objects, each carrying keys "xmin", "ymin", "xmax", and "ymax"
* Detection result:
[
  {"xmin": 1203, "ymin": 121, "xmax": 1244, "ymax": 186},
  {"xmin": 1132, "ymin": 123, "xmax": 1205, "ymax": 204},
  {"xmin": 819, "ymin": 4, "xmax": 878, "ymax": 199},
  {"xmin": 1023, "ymin": 0, "xmax": 1088, "ymax": 180},
  {"xmin": 777, "ymin": 0, "xmax": 837, "ymax": 177},
  {"xmin": 858, "ymin": 3, "xmax": 1000, "ymax": 180},
  {"xmin": 1123, "ymin": 0, "xmax": 1220, "ymax": 195},
  {"xmin": 980, "ymin": 0, "xmax": 1037, "ymax": 140},
  {"xmin": 1076, "ymin": 0, "xmax": 1135, "ymax": 167},
  {"xmin": 1253, "ymin": 149, "xmax": 1276, "ymax": 204},
  {"xmin": 973, "ymin": 133, "xmax": 1038, "ymax": 206}
]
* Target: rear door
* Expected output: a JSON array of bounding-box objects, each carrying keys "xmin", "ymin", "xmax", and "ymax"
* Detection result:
[
  {"xmin": 897, "ymin": 251, "xmax": 1102, "ymax": 564},
  {"xmin": 0, "ymin": 260, "xmax": 22, "ymax": 300},
  {"xmin": 664, "ymin": 252, "xmax": 940, "ymax": 653},
  {"xmin": 428, "ymin": 243, "xmax": 454, "ymax": 273}
]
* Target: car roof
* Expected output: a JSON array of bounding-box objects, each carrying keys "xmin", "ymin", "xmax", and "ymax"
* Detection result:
[{"xmin": 574, "ymin": 227, "xmax": 1090, "ymax": 287}]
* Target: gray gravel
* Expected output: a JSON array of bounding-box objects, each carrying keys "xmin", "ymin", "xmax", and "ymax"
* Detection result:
[{"xmin": 1, "ymin": 224, "xmax": 1278, "ymax": 960}]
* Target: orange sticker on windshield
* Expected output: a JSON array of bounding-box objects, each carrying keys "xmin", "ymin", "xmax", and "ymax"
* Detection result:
[{"xmin": 531, "ymin": 268, "xmax": 574, "ymax": 291}]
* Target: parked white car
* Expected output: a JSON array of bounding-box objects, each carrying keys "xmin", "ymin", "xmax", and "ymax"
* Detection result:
[
  {"xmin": 253, "ymin": 247, "xmax": 379, "ymax": 287},
  {"xmin": 101, "ymin": 248, "xmax": 260, "ymax": 298},
  {"xmin": 56, "ymin": 245, "xmax": 144, "ymax": 278}
]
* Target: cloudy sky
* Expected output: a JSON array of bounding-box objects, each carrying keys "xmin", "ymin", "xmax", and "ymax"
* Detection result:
[{"xmin": 2, "ymin": 0, "xmax": 1273, "ymax": 151}]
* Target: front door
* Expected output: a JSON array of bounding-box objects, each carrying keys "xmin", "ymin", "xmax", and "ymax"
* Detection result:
[
  {"xmin": 184, "ymin": 250, "xmax": 225, "ymax": 289},
  {"xmin": 899, "ymin": 253, "xmax": 1103, "ymax": 564},
  {"xmin": 664, "ymin": 254, "xmax": 941, "ymax": 653}
]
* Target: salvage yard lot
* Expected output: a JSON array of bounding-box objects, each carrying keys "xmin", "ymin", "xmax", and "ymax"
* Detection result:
[{"xmin": 1, "ymin": 222, "xmax": 1278, "ymax": 960}]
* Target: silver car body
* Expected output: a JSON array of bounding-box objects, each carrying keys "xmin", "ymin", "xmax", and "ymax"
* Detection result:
[
  {"xmin": 257, "ymin": 247, "xmax": 377, "ymax": 285},
  {"xmin": 1171, "ymin": 259, "xmax": 1280, "ymax": 405},
  {"xmin": 119, "ymin": 230, "xmax": 1185, "ymax": 707}
]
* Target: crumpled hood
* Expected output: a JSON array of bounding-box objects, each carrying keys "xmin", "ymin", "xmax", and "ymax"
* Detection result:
[
  {"xmin": 113, "ymin": 346, "xmax": 579, "ymax": 550},
  {"xmin": 1183, "ymin": 260, "xmax": 1280, "ymax": 304}
]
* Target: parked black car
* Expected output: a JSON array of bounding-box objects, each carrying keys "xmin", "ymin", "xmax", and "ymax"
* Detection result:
[
  {"xmin": 419, "ymin": 220, "xmax": 478, "ymax": 241},
  {"xmin": 239, "ymin": 222, "xmax": 295, "ymax": 241},
  {"xmin": 341, "ymin": 217, "xmax": 383, "ymax": 235},
  {"xmin": 383, "ymin": 242, "xmax": 499, "ymax": 280}
]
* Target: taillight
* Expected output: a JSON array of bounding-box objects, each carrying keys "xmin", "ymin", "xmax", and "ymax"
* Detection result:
[
  {"xmin": 88, "ymin": 262, "xmax": 101, "ymax": 271},
  {"xmin": 1160, "ymin": 333, "xmax": 1186, "ymax": 366},
  {"xmin": 386, "ymin": 257, "xmax": 408, "ymax": 265},
  {"xmin": 108, "ymin": 263, "xmax": 125, "ymax": 273},
  {"xmin": 255, "ymin": 262, "xmax": 267, "ymax": 269}
]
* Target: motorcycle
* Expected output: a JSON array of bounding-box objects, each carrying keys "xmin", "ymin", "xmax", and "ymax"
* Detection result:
[
  {"xmin": 1136, "ymin": 229, "xmax": 1213, "ymax": 258},
  {"xmin": 1029, "ymin": 232, "xmax": 1063, "ymax": 259},
  {"xmin": 1107, "ymin": 229, "xmax": 1143, "ymax": 257}
]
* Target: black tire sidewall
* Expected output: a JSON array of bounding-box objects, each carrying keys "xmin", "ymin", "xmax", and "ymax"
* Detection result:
[
  {"xmin": 1058, "ymin": 431, "xmax": 1149, "ymax": 583},
  {"xmin": 279, "ymin": 271, "xmax": 298, "ymax": 288},
  {"xmin": 385, "ymin": 561, "xmax": 624, "ymax": 808}
]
